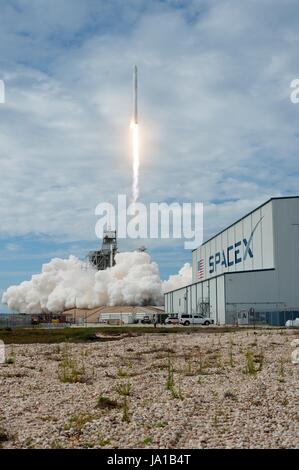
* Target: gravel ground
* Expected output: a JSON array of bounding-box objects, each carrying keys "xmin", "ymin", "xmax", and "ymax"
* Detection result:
[{"xmin": 0, "ymin": 329, "xmax": 298, "ymax": 449}]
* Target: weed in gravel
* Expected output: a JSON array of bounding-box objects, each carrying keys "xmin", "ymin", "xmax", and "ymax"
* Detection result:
[
  {"xmin": 64, "ymin": 412, "xmax": 94, "ymax": 432},
  {"xmin": 58, "ymin": 344, "xmax": 88, "ymax": 383},
  {"xmin": 170, "ymin": 383, "xmax": 180, "ymax": 399},
  {"xmin": 24, "ymin": 437, "xmax": 34, "ymax": 448},
  {"xmin": 98, "ymin": 436, "xmax": 111, "ymax": 447},
  {"xmin": 166, "ymin": 356, "xmax": 183, "ymax": 399},
  {"xmin": 156, "ymin": 421, "xmax": 168, "ymax": 428},
  {"xmin": 142, "ymin": 437, "xmax": 153, "ymax": 445},
  {"xmin": 243, "ymin": 350, "xmax": 257, "ymax": 375},
  {"xmin": 50, "ymin": 440, "xmax": 64, "ymax": 449},
  {"xmin": 116, "ymin": 382, "xmax": 133, "ymax": 397},
  {"xmin": 5, "ymin": 346, "xmax": 15, "ymax": 365},
  {"xmin": 166, "ymin": 356, "xmax": 174, "ymax": 391},
  {"xmin": 82, "ymin": 441, "xmax": 95, "ymax": 448},
  {"xmin": 115, "ymin": 382, "xmax": 132, "ymax": 423},
  {"xmin": 117, "ymin": 368, "xmax": 128, "ymax": 378},
  {"xmin": 96, "ymin": 395, "xmax": 120, "ymax": 410}
]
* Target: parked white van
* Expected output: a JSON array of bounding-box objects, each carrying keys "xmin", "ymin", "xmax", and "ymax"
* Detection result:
[{"xmin": 179, "ymin": 314, "xmax": 214, "ymax": 326}]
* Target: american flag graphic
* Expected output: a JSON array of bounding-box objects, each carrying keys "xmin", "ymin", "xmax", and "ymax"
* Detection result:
[{"xmin": 197, "ymin": 258, "xmax": 204, "ymax": 280}]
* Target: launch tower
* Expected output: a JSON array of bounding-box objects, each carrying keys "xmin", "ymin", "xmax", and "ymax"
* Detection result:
[{"xmin": 88, "ymin": 230, "xmax": 117, "ymax": 270}]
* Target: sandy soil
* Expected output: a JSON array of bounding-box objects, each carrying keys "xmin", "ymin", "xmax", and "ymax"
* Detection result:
[{"xmin": 0, "ymin": 329, "xmax": 298, "ymax": 449}]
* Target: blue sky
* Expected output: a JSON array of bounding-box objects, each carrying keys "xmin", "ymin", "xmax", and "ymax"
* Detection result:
[{"xmin": 1, "ymin": 0, "xmax": 299, "ymax": 312}]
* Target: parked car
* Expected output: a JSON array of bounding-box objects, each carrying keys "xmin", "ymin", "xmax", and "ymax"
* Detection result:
[
  {"xmin": 179, "ymin": 314, "xmax": 214, "ymax": 326},
  {"xmin": 141, "ymin": 315, "xmax": 152, "ymax": 324},
  {"xmin": 285, "ymin": 318, "xmax": 299, "ymax": 328},
  {"xmin": 165, "ymin": 315, "xmax": 179, "ymax": 325}
]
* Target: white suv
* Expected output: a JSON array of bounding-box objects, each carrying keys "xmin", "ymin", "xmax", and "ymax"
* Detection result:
[{"xmin": 179, "ymin": 314, "xmax": 214, "ymax": 326}]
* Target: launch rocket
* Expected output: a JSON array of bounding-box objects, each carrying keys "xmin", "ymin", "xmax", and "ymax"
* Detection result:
[{"xmin": 133, "ymin": 65, "xmax": 138, "ymax": 124}]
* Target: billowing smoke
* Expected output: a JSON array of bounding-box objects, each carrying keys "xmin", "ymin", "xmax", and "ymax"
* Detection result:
[
  {"xmin": 2, "ymin": 252, "xmax": 192, "ymax": 313},
  {"xmin": 2, "ymin": 252, "xmax": 163, "ymax": 313},
  {"xmin": 162, "ymin": 263, "xmax": 192, "ymax": 293}
]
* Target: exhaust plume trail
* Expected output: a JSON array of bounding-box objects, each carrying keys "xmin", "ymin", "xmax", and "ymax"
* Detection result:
[
  {"xmin": 131, "ymin": 121, "xmax": 140, "ymax": 203},
  {"xmin": 131, "ymin": 65, "xmax": 140, "ymax": 203}
]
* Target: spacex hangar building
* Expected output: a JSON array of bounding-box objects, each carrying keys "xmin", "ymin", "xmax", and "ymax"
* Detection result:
[{"xmin": 164, "ymin": 196, "xmax": 299, "ymax": 325}]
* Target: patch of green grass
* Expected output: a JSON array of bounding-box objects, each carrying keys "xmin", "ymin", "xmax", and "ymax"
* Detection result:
[
  {"xmin": 142, "ymin": 437, "xmax": 153, "ymax": 445},
  {"xmin": 0, "ymin": 326, "xmax": 273, "ymax": 344}
]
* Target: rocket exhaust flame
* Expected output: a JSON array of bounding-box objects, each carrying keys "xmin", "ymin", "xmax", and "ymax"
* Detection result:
[
  {"xmin": 131, "ymin": 121, "xmax": 140, "ymax": 203},
  {"xmin": 131, "ymin": 65, "xmax": 140, "ymax": 203}
]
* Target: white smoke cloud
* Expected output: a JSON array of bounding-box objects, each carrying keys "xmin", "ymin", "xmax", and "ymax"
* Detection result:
[
  {"xmin": 2, "ymin": 252, "xmax": 192, "ymax": 313},
  {"xmin": 162, "ymin": 263, "xmax": 192, "ymax": 293}
]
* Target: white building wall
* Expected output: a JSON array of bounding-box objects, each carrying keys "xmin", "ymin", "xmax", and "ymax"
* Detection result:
[
  {"xmin": 216, "ymin": 276, "xmax": 226, "ymax": 324},
  {"xmin": 272, "ymin": 198, "xmax": 299, "ymax": 309},
  {"xmin": 172, "ymin": 288, "xmax": 186, "ymax": 315},
  {"xmin": 224, "ymin": 270, "xmax": 280, "ymax": 324},
  {"xmin": 209, "ymin": 278, "xmax": 217, "ymax": 322},
  {"xmin": 191, "ymin": 284, "xmax": 197, "ymax": 313},
  {"xmin": 192, "ymin": 199, "xmax": 275, "ymax": 282}
]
